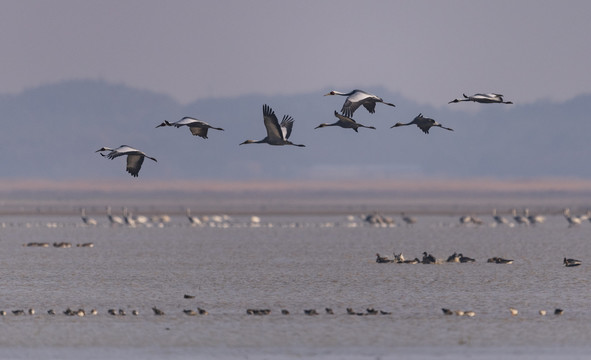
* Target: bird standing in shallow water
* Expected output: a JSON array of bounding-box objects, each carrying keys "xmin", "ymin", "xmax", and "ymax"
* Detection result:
[
  {"xmin": 240, "ymin": 104, "xmax": 305, "ymax": 147},
  {"xmin": 315, "ymin": 111, "xmax": 376, "ymax": 132},
  {"xmin": 401, "ymin": 212, "xmax": 417, "ymax": 225},
  {"xmin": 156, "ymin": 117, "xmax": 224, "ymax": 139},
  {"xmin": 563, "ymin": 208, "xmax": 582, "ymax": 227},
  {"xmin": 96, "ymin": 145, "xmax": 157, "ymax": 177},
  {"xmin": 80, "ymin": 208, "xmax": 97, "ymax": 226},
  {"xmin": 492, "ymin": 208, "xmax": 510, "ymax": 226},
  {"xmin": 391, "ymin": 113, "xmax": 453, "ymax": 134},
  {"xmin": 324, "ymin": 89, "xmax": 395, "ymax": 117}
]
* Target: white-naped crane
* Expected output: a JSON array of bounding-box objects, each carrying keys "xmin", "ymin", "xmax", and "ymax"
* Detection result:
[
  {"xmin": 492, "ymin": 208, "xmax": 510, "ymax": 226},
  {"xmin": 324, "ymin": 89, "xmax": 395, "ymax": 117},
  {"xmin": 315, "ymin": 111, "xmax": 376, "ymax": 132},
  {"xmin": 106, "ymin": 206, "xmax": 124, "ymax": 226},
  {"xmin": 448, "ymin": 93, "xmax": 513, "ymax": 104},
  {"xmin": 186, "ymin": 208, "xmax": 202, "ymax": 226},
  {"xmin": 525, "ymin": 208, "xmax": 545, "ymax": 225},
  {"xmin": 156, "ymin": 117, "xmax": 224, "ymax": 139},
  {"xmin": 512, "ymin": 208, "xmax": 530, "ymax": 225},
  {"xmin": 563, "ymin": 208, "xmax": 582, "ymax": 227},
  {"xmin": 80, "ymin": 208, "xmax": 97, "ymax": 226},
  {"xmin": 401, "ymin": 212, "xmax": 417, "ymax": 225},
  {"xmin": 96, "ymin": 145, "xmax": 157, "ymax": 177},
  {"xmin": 122, "ymin": 207, "xmax": 136, "ymax": 227},
  {"xmin": 239, "ymin": 104, "xmax": 305, "ymax": 147},
  {"xmin": 391, "ymin": 113, "xmax": 453, "ymax": 134}
]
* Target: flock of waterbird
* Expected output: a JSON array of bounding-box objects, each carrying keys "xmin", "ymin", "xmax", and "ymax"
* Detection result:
[
  {"xmin": 0, "ymin": 290, "xmax": 569, "ymax": 320},
  {"xmin": 71, "ymin": 205, "xmax": 591, "ymax": 230},
  {"xmin": 0, "ymin": 301, "xmax": 570, "ymax": 320},
  {"xmin": 95, "ymin": 90, "xmax": 513, "ymax": 177},
  {"xmin": 375, "ymin": 250, "xmax": 581, "ymax": 268},
  {"xmin": 455, "ymin": 207, "xmax": 591, "ymax": 228}
]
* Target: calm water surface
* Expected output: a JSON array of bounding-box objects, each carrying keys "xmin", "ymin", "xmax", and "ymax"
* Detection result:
[{"xmin": 0, "ymin": 214, "xmax": 590, "ymax": 359}]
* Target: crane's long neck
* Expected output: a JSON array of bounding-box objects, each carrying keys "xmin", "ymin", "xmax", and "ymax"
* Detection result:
[
  {"xmin": 315, "ymin": 122, "xmax": 338, "ymax": 129},
  {"xmin": 240, "ymin": 138, "xmax": 267, "ymax": 145},
  {"xmin": 326, "ymin": 90, "xmax": 355, "ymax": 96},
  {"xmin": 392, "ymin": 121, "xmax": 413, "ymax": 128}
]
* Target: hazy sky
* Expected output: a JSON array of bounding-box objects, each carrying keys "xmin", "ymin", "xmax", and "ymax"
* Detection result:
[{"xmin": 2, "ymin": 0, "xmax": 591, "ymax": 106}]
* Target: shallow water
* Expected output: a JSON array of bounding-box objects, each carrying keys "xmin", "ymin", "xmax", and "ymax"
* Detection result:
[{"xmin": 0, "ymin": 214, "xmax": 590, "ymax": 359}]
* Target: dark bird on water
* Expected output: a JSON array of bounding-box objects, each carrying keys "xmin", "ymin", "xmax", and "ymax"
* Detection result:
[
  {"xmin": 152, "ymin": 307, "xmax": 165, "ymax": 316},
  {"xmin": 564, "ymin": 257, "xmax": 581, "ymax": 267}
]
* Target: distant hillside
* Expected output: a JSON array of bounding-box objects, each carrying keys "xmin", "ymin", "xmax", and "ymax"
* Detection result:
[{"xmin": 0, "ymin": 80, "xmax": 589, "ymax": 180}]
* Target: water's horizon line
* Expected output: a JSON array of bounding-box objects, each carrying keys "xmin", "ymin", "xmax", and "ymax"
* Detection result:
[{"xmin": 0, "ymin": 177, "xmax": 591, "ymax": 193}]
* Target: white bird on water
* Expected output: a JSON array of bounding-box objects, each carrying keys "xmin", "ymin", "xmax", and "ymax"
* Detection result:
[
  {"xmin": 324, "ymin": 89, "xmax": 395, "ymax": 117},
  {"xmin": 123, "ymin": 207, "xmax": 136, "ymax": 227},
  {"xmin": 492, "ymin": 208, "xmax": 510, "ymax": 226},
  {"xmin": 96, "ymin": 145, "xmax": 157, "ymax": 177},
  {"xmin": 186, "ymin": 208, "xmax": 202, "ymax": 226},
  {"xmin": 80, "ymin": 208, "xmax": 97, "ymax": 226},
  {"xmin": 563, "ymin": 208, "xmax": 582, "ymax": 227},
  {"xmin": 314, "ymin": 111, "xmax": 376, "ymax": 132},
  {"xmin": 106, "ymin": 206, "xmax": 124, "ymax": 226},
  {"xmin": 401, "ymin": 212, "xmax": 417, "ymax": 225},
  {"xmin": 448, "ymin": 93, "xmax": 513, "ymax": 104},
  {"xmin": 240, "ymin": 104, "xmax": 305, "ymax": 147},
  {"xmin": 391, "ymin": 113, "xmax": 453, "ymax": 134},
  {"xmin": 512, "ymin": 209, "xmax": 530, "ymax": 225},
  {"xmin": 525, "ymin": 208, "xmax": 545, "ymax": 225},
  {"xmin": 156, "ymin": 117, "xmax": 224, "ymax": 139}
]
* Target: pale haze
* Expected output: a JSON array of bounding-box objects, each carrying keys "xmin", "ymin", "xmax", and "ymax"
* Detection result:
[{"xmin": 2, "ymin": 0, "xmax": 591, "ymax": 106}]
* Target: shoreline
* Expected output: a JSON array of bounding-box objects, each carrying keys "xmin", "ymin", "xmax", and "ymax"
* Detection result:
[{"xmin": 0, "ymin": 177, "xmax": 589, "ymax": 216}]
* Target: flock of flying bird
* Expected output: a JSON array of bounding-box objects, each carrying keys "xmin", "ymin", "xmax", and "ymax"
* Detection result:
[{"xmin": 96, "ymin": 90, "xmax": 514, "ymax": 177}]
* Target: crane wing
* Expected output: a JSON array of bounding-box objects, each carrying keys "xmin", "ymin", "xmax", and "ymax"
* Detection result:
[
  {"xmin": 416, "ymin": 122, "xmax": 431, "ymax": 134},
  {"xmin": 189, "ymin": 126, "xmax": 209, "ymax": 139},
  {"xmin": 280, "ymin": 115, "xmax": 295, "ymax": 140},
  {"xmin": 362, "ymin": 101, "xmax": 377, "ymax": 114},
  {"xmin": 341, "ymin": 99, "xmax": 363, "ymax": 117},
  {"xmin": 126, "ymin": 154, "xmax": 144, "ymax": 177},
  {"xmin": 334, "ymin": 112, "xmax": 357, "ymax": 125},
  {"xmin": 262, "ymin": 104, "xmax": 284, "ymax": 142},
  {"xmin": 106, "ymin": 145, "xmax": 136, "ymax": 160},
  {"xmin": 176, "ymin": 117, "xmax": 206, "ymax": 127}
]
